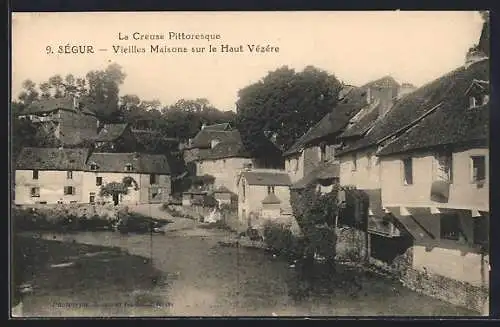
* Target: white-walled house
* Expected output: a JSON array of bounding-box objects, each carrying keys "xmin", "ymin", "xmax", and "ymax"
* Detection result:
[
  {"xmin": 15, "ymin": 148, "xmax": 90, "ymax": 205},
  {"xmin": 184, "ymin": 123, "xmax": 284, "ymax": 194},
  {"xmin": 236, "ymin": 169, "xmax": 292, "ymax": 228},
  {"xmin": 14, "ymin": 147, "xmax": 172, "ymax": 205},
  {"xmin": 335, "ymin": 53, "xmax": 490, "ymax": 314}
]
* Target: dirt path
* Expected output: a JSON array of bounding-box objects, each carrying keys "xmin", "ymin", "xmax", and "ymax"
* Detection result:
[{"xmin": 128, "ymin": 204, "xmax": 197, "ymax": 232}]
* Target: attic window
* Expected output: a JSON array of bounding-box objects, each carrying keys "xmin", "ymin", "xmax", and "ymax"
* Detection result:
[
  {"xmin": 89, "ymin": 163, "xmax": 98, "ymax": 170},
  {"xmin": 125, "ymin": 163, "xmax": 133, "ymax": 171},
  {"xmin": 469, "ymin": 94, "xmax": 489, "ymax": 109}
]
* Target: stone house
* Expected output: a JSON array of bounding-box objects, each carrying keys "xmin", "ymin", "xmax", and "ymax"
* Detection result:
[
  {"xmin": 236, "ymin": 169, "xmax": 292, "ymax": 228},
  {"xmin": 284, "ymin": 77, "xmax": 409, "ymax": 191},
  {"xmin": 94, "ymin": 123, "xmax": 138, "ymax": 152},
  {"xmin": 17, "ymin": 96, "xmax": 100, "ymax": 146},
  {"xmin": 335, "ymin": 52, "xmax": 489, "ymax": 313},
  {"xmin": 184, "ymin": 123, "xmax": 283, "ymax": 194},
  {"xmin": 15, "ymin": 147, "xmax": 172, "ymax": 205}
]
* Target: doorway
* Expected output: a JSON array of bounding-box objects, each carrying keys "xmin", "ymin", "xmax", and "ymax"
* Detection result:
[{"xmin": 113, "ymin": 194, "xmax": 119, "ymax": 206}]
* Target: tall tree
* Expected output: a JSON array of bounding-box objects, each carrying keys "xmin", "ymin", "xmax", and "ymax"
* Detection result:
[{"xmin": 235, "ymin": 65, "xmax": 342, "ymax": 154}]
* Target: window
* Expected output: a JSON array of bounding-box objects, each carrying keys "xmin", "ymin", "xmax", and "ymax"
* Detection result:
[
  {"xmin": 473, "ymin": 215, "xmax": 489, "ymax": 246},
  {"xmin": 267, "ymin": 186, "xmax": 275, "ymax": 194},
  {"xmin": 89, "ymin": 192, "xmax": 96, "ymax": 204},
  {"xmin": 32, "ymin": 170, "xmax": 39, "ymax": 180},
  {"xmin": 223, "ymin": 159, "xmax": 226, "ymax": 168},
  {"xmin": 471, "ymin": 156, "xmax": 486, "ymax": 184},
  {"xmin": 402, "ymin": 157, "xmax": 413, "ymax": 185},
  {"xmin": 96, "ymin": 177, "xmax": 103, "ymax": 186},
  {"xmin": 440, "ymin": 213, "xmax": 466, "ymax": 242},
  {"xmin": 469, "ymin": 94, "xmax": 489, "ymax": 109},
  {"xmin": 90, "ymin": 163, "xmax": 98, "ymax": 171},
  {"xmin": 30, "ymin": 187, "xmax": 40, "ymax": 197},
  {"xmin": 125, "ymin": 163, "xmax": 133, "ymax": 171},
  {"xmin": 150, "ymin": 174, "xmax": 158, "ymax": 184},
  {"xmin": 67, "ymin": 171, "xmax": 73, "ymax": 179},
  {"xmin": 436, "ymin": 153, "xmax": 453, "ymax": 183},
  {"xmin": 352, "ymin": 153, "xmax": 357, "ymax": 171},
  {"xmin": 242, "ymin": 179, "xmax": 246, "ymax": 201},
  {"xmin": 64, "ymin": 186, "xmax": 75, "ymax": 195},
  {"xmin": 320, "ymin": 144, "xmax": 327, "ymax": 162}
]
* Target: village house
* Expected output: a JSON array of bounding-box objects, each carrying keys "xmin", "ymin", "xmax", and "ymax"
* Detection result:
[
  {"xmin": 334, "ymin": 46, "xmax": 489, "ymax": 313},
  {"xmin": 17, "ymin": 95, "xmax": 100, "ymax": 146},
  {"xmin": 14, "ymin": 147, "xmax": 172, "ymax": 205},
  {"xmin": 94, "ymin": 123, "xmax": 138, "ymax": 152},
  {"xmin": 184, "ymin": 123, "xmax": 283, "ymax": 194},
  {"xmin": 236, "ymin": 169, "xmax": 292, "ymax": 228},
  {"xmin": 285, "ymin": 77, "xmax": 410, "ymax": 193}
]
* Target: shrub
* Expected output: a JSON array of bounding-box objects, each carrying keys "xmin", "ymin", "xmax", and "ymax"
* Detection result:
[{"xmin": 263, "ymin": 221, "xmax": 304, "ymax": 259}]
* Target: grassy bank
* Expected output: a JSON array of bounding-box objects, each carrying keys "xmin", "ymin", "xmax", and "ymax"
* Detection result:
[{"xmin": 12, "ymin": 234, "xmax": 168, "ymax": 312}]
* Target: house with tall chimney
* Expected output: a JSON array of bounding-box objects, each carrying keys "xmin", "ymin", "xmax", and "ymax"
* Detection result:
[
  {"xmin": 284, "ymin": 77, "xmax": 414, "ymax": 193},
  {"xmin": 18, "ymin": 96, "xmax": 100, "ymax": 146},
  {"xmin": 183, "ymin": 123, "xmax": 284, "ymax": 194},
  {"xmin": 334, "ymin": 31, "xmax": 489, "ymax": 314}
]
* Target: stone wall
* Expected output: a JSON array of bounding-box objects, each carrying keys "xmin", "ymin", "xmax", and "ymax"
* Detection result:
[
  {"xmin": 14, "ymin": 203, "xmax": 124, "ymax": 221},
  {"xmin": 335, "ymin": 227, "xmax": 367, "ymax": 262},
  {"xmin": 368, "ymin": 246, "xmax": 489, "ymax": 315}
]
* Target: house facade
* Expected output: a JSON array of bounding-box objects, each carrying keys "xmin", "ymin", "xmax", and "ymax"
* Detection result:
[
  {"xmin": 18, "ymin": 96, "xmax": 100, "ymax": 146},
  {"xmin": 15, "ymin": 147, "xmax": 172, "ymax": 205},
  {"xmin": 237, "ymin": 169, "xmax": 292, "ymax": 227},
  {"xmin": 185, "ymin": 123, "xmax": 284, "ymax": 194},
  {"xmin": 335, "ymin": 52, "xmax": 489, "ymax": 313}
]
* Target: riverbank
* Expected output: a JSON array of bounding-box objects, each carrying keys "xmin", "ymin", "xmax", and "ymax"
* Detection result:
[{"xmin": 13, "ymin": 230, "xmax": 476, "ymax": 317}]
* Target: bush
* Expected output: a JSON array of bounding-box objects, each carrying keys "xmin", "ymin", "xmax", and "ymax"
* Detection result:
[{"xmin": 263, "ymin": 221, "xmax": 304, "ymax": 260}]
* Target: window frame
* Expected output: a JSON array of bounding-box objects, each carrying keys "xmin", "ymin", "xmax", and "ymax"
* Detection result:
[
  {"xmin": 435, "ymin": 152, "xmax": 453, "ymax": 183},
  {"xmin": 150, "ymin": 174, "xmax": 158, "ymax": 184},
  {"xmin": 267, "ymin": 185, "xmax": 275, "ymax": 195},
  {"xmin": 351, "ymin": 153, "xmax": 357, "ymax": 172},
  {"xmin": 470, "ymin": 155, "xmax": 486, "ymax": 184},
  {"xmin": 32, "ymin": 170, "xmax": 39, "ymax": 180},
  {"xmin": 64, "ymin": 186, "xmax": 75, "ymax": 196},
  {"xmin": 402, "ymin": 157, "xmax": 413, "ymax": 186},
  {"xmin": 67, "ymin": 170, "xmax": 73, "ymax": 180},
  {"xmin": 30, "ymin": 187, "xmax": 40, "ymax": 198},
  {"xmin": 125, "ymin": 163, "xmax": 133, "ymax": 172},
  {"xmin": 96, "ymin": 176, "xmax": 103, "ymax": 186}
]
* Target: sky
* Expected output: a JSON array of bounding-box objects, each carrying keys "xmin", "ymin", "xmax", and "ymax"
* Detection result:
[{"xmin": 11, "ymin": 11, "xmax": 484, "ymax": 111}]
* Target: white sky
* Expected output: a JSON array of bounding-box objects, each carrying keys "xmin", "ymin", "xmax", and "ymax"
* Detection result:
[{"xmin": 12, "ymin": 11, "xmax": 484, "ymax": 111}]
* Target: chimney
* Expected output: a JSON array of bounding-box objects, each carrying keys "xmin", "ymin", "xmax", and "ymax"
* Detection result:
[
  {"xmin": 201, "ymin": 123, "xmax": 206, "ymax": 130},
  {"xmin": 465, "ymin": 48, "xmax": 488, "ymax": 68}
]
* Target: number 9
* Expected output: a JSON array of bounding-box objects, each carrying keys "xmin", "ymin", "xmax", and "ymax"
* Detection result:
[{"xmin": 46, "ymin": 46, "xmax": 52, "ymax": 54}]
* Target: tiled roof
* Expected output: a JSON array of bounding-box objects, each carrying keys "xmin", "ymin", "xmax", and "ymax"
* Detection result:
[
  {"xmin": 340, "ymin": 103, "xmax": 381, "ymax": 139},
  {"xmin": 262, "ymin": 193, "xmax": 282, "ymax": 204},
  {"xmin": 240, "ymin": 171, "xmax": 291, "ymax": 186},
  {"xmin": 283, "ymin": 77, "xmax": 398, "ymax": 157},
  {"xmin": 338, "ymin": 59, "xmax": 489, "ymax": 156},
  {"xmin": 86, "ymin": 152, "xmax": 171, "ymax": 174},
  {"xmin": 16, "ymin": 147, "xmax": 90, "ymax": 171},
  {"xmin": 96, "ymin": 123, "xmax": 129, "ymax": 142},
  {"xmin": 291, "ymin": 161, "xmax": 340, "ymax": 189},
  {"xmin": 22, "ymin": 96, "xmax": 78, "ymax": 114},
  {"xmin": 203, "ymin": 123, "xmax": 231, "ymax": 131},
  {"xmin": 190, "ymin": 129, "xmax": 238, "ymax": 149}
]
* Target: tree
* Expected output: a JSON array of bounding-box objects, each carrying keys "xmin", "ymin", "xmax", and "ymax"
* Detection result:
[
  {"xmin": 235, "ymin": 65, "xmax": 342, "ymax": 155},
  {"xmin": 17, "ymin": 79, "xmax": 39, "ymax": 106},
  {"xmin": 99, "ymin": 182, "xmax": 129, "ymax": 205}
]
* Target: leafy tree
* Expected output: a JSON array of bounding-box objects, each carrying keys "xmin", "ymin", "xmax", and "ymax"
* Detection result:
[{"xmin": 236, "ymin": 65, "xmax": 342, "ymax": 154}]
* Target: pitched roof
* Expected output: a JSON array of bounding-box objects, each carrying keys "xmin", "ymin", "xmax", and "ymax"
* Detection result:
[
  {"xmin": 199, "ymin": 141, "xmax": 252, "ymax": 160},
  {"xmin": 95, "ymin": 123, "xmax": 129, "ymax": 142},
  {"xmin": 262, "ymin": 193, "xmax": 282, "ymax": 204},
  {"xmin": 86, "ymin": 152, "xmax": 171, "ymax": 174},
  {"xmin": 16, "ymin": 147, "xmax": 90, "ymax": 171},
  {"xmin": 213, "ymin": 186, "xmax": 233, "ymax": 194},
  {"xmin": 340, "ymin": 102, "xmax": 381, "ymax": 139},
  {"xmin": 240, "ymin": 171, "xmax": 292, "ymax": 186},
  {"xmin": 190, "ymin": 129, "xmax": 238, "ymax": 149},
  {"xmin": 291, "ymin": 161, "xmax": 340, "ymax": 189},
  {"xmin": 338, "ymin": 59, "xmax": 489, "ymax": 157},
  {"xmin": 283, "ymin": 77, "xmax": 398, "ymax": 157},
  {"xmin": 22, "ymin": 96, "xmax": 78, "ymax": 115},
  {"xmin": 203, "ymin": 123, "xmax": 231, "ymax": 131}
]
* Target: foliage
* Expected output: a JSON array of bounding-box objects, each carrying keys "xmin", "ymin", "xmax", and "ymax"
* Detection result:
[
  {"xmin": 99, "ymin": 182, "xmax": 129, "ymax": 198},
  {"xmin": 122, "ymin": 176, "xmax": 139, "ymax": 191},
  {"xmin": 262, "ymin": 221, "xmax": 304, "ymax": 259},
  {"xmin": 198, "ymin": 220, "xmax": 235, "ymax": 232},
  {"xmin": 236, "ymin": 65, "xmax": 342, "ymax": 154},
  {"xmin": 290, "ymin": 184, "xmax": 340, "ymax": 260}
]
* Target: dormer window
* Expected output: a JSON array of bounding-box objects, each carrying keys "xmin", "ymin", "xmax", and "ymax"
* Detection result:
[
  {"xmin": 211, "ymin": 139, "xmax": 220, "ymax": 149},
  {"xmin": 466, "ymin": 79, "xmax": 489, "ymax": 109},
  {"xmin": 89, "ymin": 162, "xmax": 98, "ymax": 171},
  {"xmin": 125, "ymin": 163, "xmax": 133, "ymax": 171}
]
